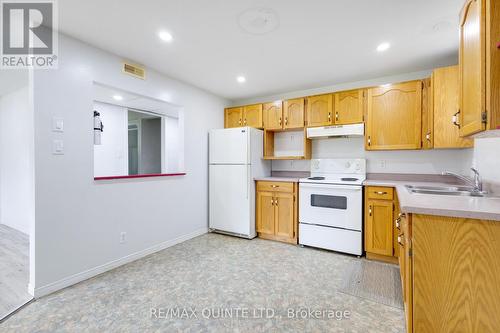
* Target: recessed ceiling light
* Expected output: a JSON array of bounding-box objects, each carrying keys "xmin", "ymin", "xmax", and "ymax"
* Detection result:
[
  {"xmin": 113, "ymin": 95, "xmax": 123, "ymax": 101},
  {"xmin": 236, "ymin": 76, "xmax": 246, "ymax": 83},
  {"xmin": 377, "ymin": 42, "xmax": 391, "ymax": 52},
  {"xmin": 158, "ymin": 31, "xmax": 173, "ymax": 43}
]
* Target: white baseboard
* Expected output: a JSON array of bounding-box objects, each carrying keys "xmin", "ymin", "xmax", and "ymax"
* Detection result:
[{"xmin": 33, "ymin": 228, "xmax": 208, "ymax": 298}]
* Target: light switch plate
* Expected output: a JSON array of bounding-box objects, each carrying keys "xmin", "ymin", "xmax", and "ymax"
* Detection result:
[
  {"xmin": 52, "ymin": 140, "xmax": 64, "ymax": 155},
  {"xmin": 52, "ymin": 117, "xmax": 64, "ymax": 132}
]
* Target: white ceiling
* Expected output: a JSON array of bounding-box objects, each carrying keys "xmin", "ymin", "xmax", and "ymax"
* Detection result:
[{"xmin": 59, "ymin": 0, "xmax": 464, "ymax": 101}]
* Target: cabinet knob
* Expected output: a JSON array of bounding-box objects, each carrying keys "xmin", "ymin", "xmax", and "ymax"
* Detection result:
[{"xmin": 374, "ymin": 191, "xmax": 387, "ymax": 195}]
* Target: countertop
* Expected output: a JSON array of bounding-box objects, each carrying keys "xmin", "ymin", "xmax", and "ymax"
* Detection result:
[
  {"xmin": 254, "ymin": 176, "xmax": 301, "ymax": 183},
  {"xmin": 364, "ymin": 178, "xmax": 500, "ymax": 222}
]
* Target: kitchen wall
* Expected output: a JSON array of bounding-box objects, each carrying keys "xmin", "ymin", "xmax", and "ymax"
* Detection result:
[
  {"xmin": 0, "ymin": 86, "xmax": 34, "ymax": 235},
  {"xmin": 473, "ymin": 137, "xmax": 500, "ymax": 194},
  {"xmin": 31, "ymin": 34, "xmax": 227, "ymax": 296},
  {"xmin": 272, "ymin": 137, "xmax": 473, "ymax": 175},
  {"xmin": 93, "ymin": 102, "xmax": 129, "ymax": 177}
]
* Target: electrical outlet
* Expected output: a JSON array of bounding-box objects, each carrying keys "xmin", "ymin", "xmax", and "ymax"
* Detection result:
[
  {"xmin": 120, "ymin": 232, "xmax": 127, "ymax": 244},
  {"xmin": 380, "ymin": 160, "xmax": 387, "ymax": 169}
]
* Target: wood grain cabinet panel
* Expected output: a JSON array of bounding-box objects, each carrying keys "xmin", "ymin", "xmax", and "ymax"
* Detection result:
[
  {"xmin": 274, "ymin": 192, "xmax": 295, "ymax": 240},
  {"xmin": 365, "ymin": 199, "xmax": 394, "ymax": 256},
  {"xmin": 256, "ymin": 191, "xmax": 275, "ymax": 235},
  {"xmin": 366, "ymin": 81, "xmax": 422, "ymax": 150},
  {"xmin": 263, "ymin": 102, "xmax": 283, "ymax": 130},
  {"xmin": 334, "ymin": 89, "xmax": 364, "ymax": 124},
  {"xmin": 433, "ymin": 65, "xmax": 473, "ymax": 148},
  {"xmin": 412, "ymin": 214, "xmax": 500, "ymax": 332},
  {"xmin": 283, "ymin": 98, "xmax": 305, "ymax": 129},
  {"xmin": 306, "ymin": 94, "xmax": 333, "ymax": 127},
  {"xmin": 224, "ymin": 107, "xmax": 243, "ymax": 128},
  {"xmin": 459, "ymin": 0, "xmax": 486, "ymax": 136},
  {"xmin": 243, "ymin": 104, "xmax": 263, "ymax": 128}
]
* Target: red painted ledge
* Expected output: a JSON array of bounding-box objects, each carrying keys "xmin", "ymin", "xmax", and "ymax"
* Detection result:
[{"xmin": 94, "ymin": 173, "xmax": 186, "ymax": 181}]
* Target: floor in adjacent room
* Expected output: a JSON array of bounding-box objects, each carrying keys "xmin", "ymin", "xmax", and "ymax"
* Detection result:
[
  {"xmin": 0, "ymin": 224, "xmax": 32, "ymax": 321},
  {"xmin": 1, "ymin": 233, "xmax": 405, "ymax": 332}
]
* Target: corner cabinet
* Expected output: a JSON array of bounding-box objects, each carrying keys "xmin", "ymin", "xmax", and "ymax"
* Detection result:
[
  {"xmin": 256, "ymin": 181, "xmax": 298, "ymax": 244},
  {"xmin": 459, "ymin": 0, "xmax": 500, "ymax": 136},
  {"xmin": 366, "ymin": 81, "xmax": 423, "ymax": 150}
]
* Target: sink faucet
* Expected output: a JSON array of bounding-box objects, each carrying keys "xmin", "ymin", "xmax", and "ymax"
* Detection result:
[{"xmin": 443, "ymin": 168, "xmax": 483, "ymax": 192}]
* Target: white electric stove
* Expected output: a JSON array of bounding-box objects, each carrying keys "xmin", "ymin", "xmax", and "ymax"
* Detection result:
[{"xmin": 299, "ymin": 159, "xmax": 366, "ymax": 255}]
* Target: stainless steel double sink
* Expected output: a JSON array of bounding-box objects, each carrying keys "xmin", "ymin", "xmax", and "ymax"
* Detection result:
[{"xmin": 405, "ymin": 185, "xmax": 490, "ymax": 197}]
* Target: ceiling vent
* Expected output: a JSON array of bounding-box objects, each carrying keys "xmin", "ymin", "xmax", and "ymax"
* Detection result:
[{"xmin": 123, "ymin": 62, "xmax": 146, "ymax": 80}]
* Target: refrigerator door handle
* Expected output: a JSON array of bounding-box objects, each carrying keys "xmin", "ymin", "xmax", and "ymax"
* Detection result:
[{"xmin": 246, "ymin": 166, "xmax": 249, "ymax": 199}]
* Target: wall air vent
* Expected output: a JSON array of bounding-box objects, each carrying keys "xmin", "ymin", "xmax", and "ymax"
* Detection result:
[{"xmin": 122, "ymin": 62, "xmax": 146, "ymax": 79}]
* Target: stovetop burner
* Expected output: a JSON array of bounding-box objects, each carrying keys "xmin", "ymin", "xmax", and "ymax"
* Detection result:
[
  {"xmin": 308, "ymin": 176, "xmax": 326, "ymax": 180},
  {"xmin": 341, "ymin": 177, "xmax": 359, "ymax": 182}
]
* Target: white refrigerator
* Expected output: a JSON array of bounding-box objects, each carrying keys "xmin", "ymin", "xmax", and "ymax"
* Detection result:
[{"xmin": 209, "ymin": 127, "xmax": 270, "ymax": 238}]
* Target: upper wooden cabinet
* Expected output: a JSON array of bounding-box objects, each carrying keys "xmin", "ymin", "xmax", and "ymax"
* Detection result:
[
  {"xmin": 283, "ymin": 98, "xmax": 305, "ymax": 129},
  {"xmin": 243, "ymin": 104, "xmax": 263, "ymax": 128},
  {"xmin": 432, "ymin": 66, "xmax": 473, "ymax": 148},
  {"xmin": 366, "ymin": 81, "xmax": 423, "ymax": 150},
  {"xmin": 459, "ymin": 0, "xmax": 500, "ymax": 136},
  {"xmin": 224, "ymin": 107, "xmax": 243, "ymax": 128},
  {"xmin": 306, "ymin": 94, "xmax": 333, "ymax": 127},
  {"xmin": 224, "ymin": 105, "xmax": 263, "ymax": 128},
  {"xmin": 334, "ymin": 89, "xmax": 365, "ymax": 124},
  {"xmin": 263, "ymin": 101, "xmax": 283, "ymax": 130}
]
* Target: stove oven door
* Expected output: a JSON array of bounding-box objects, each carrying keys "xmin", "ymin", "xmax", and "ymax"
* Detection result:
[{"xmin": 299, "ymin": 183, "xmax": 362, "ymax": 231}]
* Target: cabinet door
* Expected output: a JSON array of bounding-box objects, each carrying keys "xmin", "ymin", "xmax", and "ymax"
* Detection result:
[
  {"xmin": 366, "ymin": 81, "xmax": 422, "ymax": 150},
  {"xmin": 433, "ymin": 66, "xmax": 474, "ymax": 148},
  {"xmin": 263, "ymin": 102, "xmax": 283, "ymax": 130},
  {"xmin": 274, "ymin": 192, "xmax": 295, "ymax": 240},
  {"xmin": 365, "ymin": 200, "xmax": 394, "ymax": 256},
  {"xmin": 225, "ymin": 107, "xmax": 242, "ymax": 128},
  {"xmin": 283, "ymin": 98, "xmax": 305, "ymax": 129},
  {"xmin": 334, "ymin": 90, "xmax": 364, "ymax": 124},
  {"xmin": 459, "ymin": 0, "xmax": 486, "ymax": 137},
  {"xmin": 243, "ymin": 104, "xmax": 263, "ymax": 128},
  {"xmin": 306, "ymin": 94, "xmax": 333, "ymax": 127},
  {"xmin": 256, "ymin": 191, "xmax": 275, "ymax": 235}
]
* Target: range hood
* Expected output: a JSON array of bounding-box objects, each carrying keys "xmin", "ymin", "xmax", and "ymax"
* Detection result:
[{"xmin": 307, "ymin": 123, "xmax": 365, "ymax": 139}]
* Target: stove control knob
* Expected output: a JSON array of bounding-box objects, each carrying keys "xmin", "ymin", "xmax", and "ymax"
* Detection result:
[
  {"xmin": 355, "ymin": 162, "xmax": 361, "ymax": 170},
  {"xmin": 345, "ymin": 162, "xmax": 351, "ymax": 169}
]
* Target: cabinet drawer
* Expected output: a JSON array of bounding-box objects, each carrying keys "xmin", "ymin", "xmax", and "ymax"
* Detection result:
[
  {"xmin": 366, "ymin": 186, "xmax": 394, "ymax": 200},
  {"xmin": 257, "ymin": 181, "xmax": 294, "ymax": 193}
]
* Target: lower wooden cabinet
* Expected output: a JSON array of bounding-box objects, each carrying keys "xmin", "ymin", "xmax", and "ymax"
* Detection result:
[
  {"xmin": 256, "ymin": 181, "xmax": 297, "ymax": 244},
  {"xmin": 364, "ymin": 186, "xmax": 399, "ymax": 263}
]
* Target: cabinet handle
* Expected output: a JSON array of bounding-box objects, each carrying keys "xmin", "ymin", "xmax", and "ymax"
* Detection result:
[
  {"xmin": 374, "ymin": 191, "xmax": 387, "ymax": 195},
  {"xmin": 395, "ymin": 218, "xmax": 401, "ymax": 229},
  {"xmin": 369, "ymin": 205, "xmax": 372, "ymax": 216},
  {"xmin": 275, "ymin": 198, "xmax": 278, "ymax": 206},
  {"xmin": 426, "ymin": 132, "xmax": 431, "ymax": 142},
  {"xmin": 271, "ymin": 185, "xmax": 279, "ymax": 188},
  {"xmin": 335, "ymin": 112, "xmax": 339, "ymax": 122},
  {"xmin": 244, "ymin": 118, "xmax": 247, "ymax": 125},
  {"xmin": 398, "ymin": 235, "xmax": 404, "ymax": 246},
  {"xmin": 285, "ymin": 117, "xmax": 288, "ymax": 126},
  {"xmin": 279, "ymin": 117, "xmax": 282, "ymax": 126},
  {"xmin": 452, "ymin": 110, "xmax": 461, "ymax": 129},
  {"xmin": 239, "ymin": 118, "xmax": 242, "ymax": 125},
  {"xmin": 367, "ymin": 136, "xmax": 371, "ymax": 146},
  {"xmin": 328, "ymin": 112, "xmax": 331, "ymax": 121},
  {"xmin": 271, "ymin": 199, "xmax": 275, "ymax": 206}
]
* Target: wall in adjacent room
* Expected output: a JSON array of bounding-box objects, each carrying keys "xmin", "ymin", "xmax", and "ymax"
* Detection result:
[
  {"xmin": 32, "ymin": 34, "xmax": 227, "ymax": 296},
  {"xmin": 93, "ymin": 102, "xmax": 128, "ymax": 177},
  {"xmin": 0, "ymin": 86, "xmax": 34, "ymax": 235}
]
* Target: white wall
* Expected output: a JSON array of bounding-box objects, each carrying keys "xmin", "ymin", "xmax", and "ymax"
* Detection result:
[
  {"xmin": 473, "ymin": 137, "xmax": 500, "ymax": 194},
  {"xmin": 272, "ymin": 137, "xmax": 473, "ymax": 175},
  {"xmin": 0, "ymin": 86, "xmax": 34, "ymax": 235},
  {"xmin": 93, "ymin": 102, "xmax": 128, "ymax": 177},
  {"xmin": 32, "ymin": 35, "xmax": 227, "ymax": 294}
]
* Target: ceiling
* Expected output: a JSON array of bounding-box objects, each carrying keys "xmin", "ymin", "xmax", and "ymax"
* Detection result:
[{"xmin": 59, "ymin": 0, "xmax": 464, "ymax": 101}]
